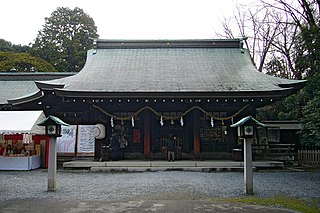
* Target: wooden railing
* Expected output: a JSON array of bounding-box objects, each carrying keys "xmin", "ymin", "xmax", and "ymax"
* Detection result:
[
  {"xmin": 251, "ymin": 143, "xmax": 295, "ymax": 161},
  {"xmin": 298, "ymin": 149, "xmax": 320, "ymax": 166}
]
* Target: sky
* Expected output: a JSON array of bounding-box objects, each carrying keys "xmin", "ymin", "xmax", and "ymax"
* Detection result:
[{"xmin": 0, "ymin": 0, "xmax": 252, "ymax": 46}]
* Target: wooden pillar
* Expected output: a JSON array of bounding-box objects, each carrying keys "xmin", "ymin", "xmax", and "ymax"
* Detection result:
[
  {"xmin": 144, "ymin": 111, "xmax": 151, "ymax": 159},
  {"xmin": 94, "ymin": 139, "xmax": 103, "ymax": 161},
  {"xmin": 244, "ymin": 138, "xmax": 253, "ymax": 195},
  {"xmin": 74, "ymin": 125, "xmax": 79, "ymax": 157},
  {"xmin": 193, "ymin": 111, "xmax": 200, "ymax": 160}
]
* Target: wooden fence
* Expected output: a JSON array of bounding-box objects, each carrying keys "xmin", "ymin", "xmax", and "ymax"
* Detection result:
[
  {"xmin": 298, "ymin": 149, "xmax": 320, "ymax": 166},
  {"xmin": 252, "ymin": 143, "xmax": 295, "ymax": 161},
  {"xmin": 242, "ymin": 143, "xmax": 320, "ymax": 165}
]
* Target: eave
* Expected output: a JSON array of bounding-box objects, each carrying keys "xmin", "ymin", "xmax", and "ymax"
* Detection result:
[
  {"xmin": 278, "ymin": 80, "xmax": 307, "ymax": 89},
  {"xmin": 53, "ymin": 88, "xmax": 296, "ymax": 99},
  {"xmin": 35, "ymin": 81, "xmax": 65, "ymax": 90},
  {"xmin": 7, "ymin": 90, "xmax": 44, "ymax": 106}
]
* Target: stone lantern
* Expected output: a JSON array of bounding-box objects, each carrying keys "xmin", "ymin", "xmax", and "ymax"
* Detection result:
[
  {"xmin": 231, "ymin": 115, "xmax": 266, "ymax": 195},
  {"xmin": 38, "ymin": 115, "xmax": 69, "ymax": 192}
]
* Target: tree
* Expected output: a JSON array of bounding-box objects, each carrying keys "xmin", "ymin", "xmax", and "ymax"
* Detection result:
[
  {"xmin": 220, "ymin": 0, "xmax": 320, "ymax": 145},
  {"xmin": 260, "ymin": 0, "xmax": 320, "ymax": 145},
  {"xmin": 218, "ymin": 2, "xmax": 302, "ymax": 79},
  {"xmin": 265, "ymin": 1, "xmax": 319, "ymax": 145},
  {"xmin": 0, "ymin": 51, "xmax": 57, "ymax": 72},
  {"xmin": 301, "ymin": 84, "xmax": 320, "ymax": 146},
  {"xmin": 32, "ymin": 7, "xmax": 99, "ymax": 72},
  {"xmin": 218, "ymin": 4, "xmax": 290, "ymax": 74},
  {"xmin": 0, "ymin": 38, "xmax": 32, "ymax": 53},
  {"xmin": 261, "ymin": 0, "xmax": 319, "ymax": 78},
  {"xmin": 0, "ymin": 39, "xmax": 14, "ymax": 52}
]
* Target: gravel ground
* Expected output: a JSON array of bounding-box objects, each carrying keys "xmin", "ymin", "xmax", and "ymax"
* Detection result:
[{"xmin": 0, "ymin": 169, "xmax": 319, "ymax": 202}]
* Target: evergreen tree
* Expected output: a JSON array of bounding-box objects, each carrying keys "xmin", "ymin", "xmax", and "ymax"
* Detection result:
[
  {"xmin": 0, "ymin": 38, "xmax": 32, "ymax": 53},
  {"xmin": 0, "ymin": 51, "xmax": 57, "ymax": 72},
  {"xmin": 273, "ymin": 0, "xmax": 320, "ymax": 145},
  {"xmin": 32, "ymin": 7, "xmax": 98, "ymax": 72},
  {"xmin": 300, "ymin": 73, "xmax": 320, "ymax": 146}
]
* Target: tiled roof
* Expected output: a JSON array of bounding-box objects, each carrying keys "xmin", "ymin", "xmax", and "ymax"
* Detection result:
[
  {"xmin": 36, "ymin": 39, "xmax": 305, "ymax": 97},
  {"xmin": 0, "ymin": 72, "xmax": 76, "ymax": 104},
  {"xmin": 0, "ymin": 72, "xmax": 76, "ymax": 81},
  {"xmin": 0, "ymin": 81, "xmax": 38, "ymax": 104}
]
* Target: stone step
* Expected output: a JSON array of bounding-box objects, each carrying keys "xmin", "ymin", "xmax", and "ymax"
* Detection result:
[
  {"xmin": 63, "ymin": 160, "xmax": 284, "ymax": 170},
  {"xmin": 90, "ymin": 166, "xmax": 254, "ymax": 172}
]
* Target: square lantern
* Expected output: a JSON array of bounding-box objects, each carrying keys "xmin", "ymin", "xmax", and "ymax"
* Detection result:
[
  {"xmin": 37, "ymin": 115, "xmax": 69, "ymax": 137},
  {"xmin": 231, "ymin": 116, "xmax": 266, "ymax": 138},
  {"xmin": 46, "ymin": 124, "xmax": 61, "ymax": 137},
  {"xmin": 237, "ymin": 125, "xmax": 255, "ymax": 138}
]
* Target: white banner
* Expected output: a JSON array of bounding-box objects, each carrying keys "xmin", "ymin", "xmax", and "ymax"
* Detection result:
[
  {"xmin": 57, "ymin": 125, "xmax": 76, "ymax": 153},
  {"xmin": 77, "ymin": 125, "xmax": 99, "ymax": 154}
]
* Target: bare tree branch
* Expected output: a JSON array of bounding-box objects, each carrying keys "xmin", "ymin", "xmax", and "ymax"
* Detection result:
[{"xmin": 217, "ymin": 0, "xmax": 306, "ymax": 78}]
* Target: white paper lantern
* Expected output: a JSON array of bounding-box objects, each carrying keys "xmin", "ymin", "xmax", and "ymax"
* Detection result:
[
  {"xmin": 110, "ymin": 117, "xmax": 114, "ymax": 128},
  {"xmin": 211, "ymin": 117, "xmax": 214, "ymax": 127},
  {"xmin": 180, "ymin": 117, "xmax": 184, "ymax": 126}
]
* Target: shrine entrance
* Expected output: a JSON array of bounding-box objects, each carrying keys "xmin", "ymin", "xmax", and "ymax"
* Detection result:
[
  {"xmin": 94, "ymin": 107, "xmax": 239, "ymax": 161},
  {"xmin": 199, "ymin": 112, "xmax": 228, "ymax": 153},
  {"xmin": 151, "ymin": 113, "xmax": 194, "ymax": 160}
]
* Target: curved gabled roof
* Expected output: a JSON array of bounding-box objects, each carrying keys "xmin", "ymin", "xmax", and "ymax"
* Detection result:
[
  {"xmin": 36, "ymin": 39, "xmax": 305, "ymax": 98},
  {"xmin": 0, "ymin": 72, "xmax": 75, "ymax": 105}
]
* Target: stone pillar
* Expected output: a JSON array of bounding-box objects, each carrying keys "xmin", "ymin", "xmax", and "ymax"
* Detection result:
[
  {"xmin": 48, "ymin": 137, "xmax": 57, "ymax": 192},
  {"xmin": 244, "ymin": 138, "xmax": 253, "ymax": 195}
]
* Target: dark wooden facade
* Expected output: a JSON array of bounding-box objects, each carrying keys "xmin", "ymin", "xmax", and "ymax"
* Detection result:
[
  {"xmin": 8, "ymin": 92, "xmax": 284, "ymax": 160},
  {"xmin": 6, "ymin": 39, "xmax": 305, "ymax": 160}
]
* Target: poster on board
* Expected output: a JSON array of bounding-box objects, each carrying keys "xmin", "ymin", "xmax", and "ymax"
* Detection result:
[
  {"xmin": 57, "ymin": 125, "xmax": 76, "ymax": 154},
  {"xmin": 56, "ymin": 125, "xmax": 100, "ymax": 156},
  {"xmin": 77, "ymin": 125, "xmax": 99, "ymax": 156}
]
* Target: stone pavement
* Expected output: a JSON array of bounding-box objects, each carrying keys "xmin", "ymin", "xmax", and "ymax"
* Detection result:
[
  {"xmin": 2, "ymin": 167, "xmax": 318, "ymax": 212},
  {"xmin": 1, "ymin": 199, "xmax": 297, "ymax": 213}
]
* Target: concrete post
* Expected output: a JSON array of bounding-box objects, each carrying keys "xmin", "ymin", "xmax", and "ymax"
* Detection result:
[
  {"xmin": 48, "ymin": 137, "xmax": 57, "ymax": 192},
  {"xmin": 244, "ymin": 138, "xmax": 253, "ymax": 195}
]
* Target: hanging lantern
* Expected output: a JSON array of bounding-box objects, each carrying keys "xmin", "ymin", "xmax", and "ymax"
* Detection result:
[
  {"xmin": 171, "ymin": 119, "xmax": 174, "ymax": 125},
  {"xmin": 180, "ymin": 117, "xmax": 184, "ymax": 126},
  {"xmin": 160, "ymin": 116, "xmax": 164, "ymax": 126},
  {"xmin": 110, "ymin": 117, "xmax": 114, "ymax": 128},
  {"xmin": 131, "ymin": 117, "xmax": 135, "ymax": 127},
  {"xmin": 211, "ymin": 117, "xmax": 214, "ymax": 127}
]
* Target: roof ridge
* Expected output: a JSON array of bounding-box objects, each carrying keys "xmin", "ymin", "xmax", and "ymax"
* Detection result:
[{"xmin": 94, "ymin": 38, "xmax": 245, "ymax": 49}]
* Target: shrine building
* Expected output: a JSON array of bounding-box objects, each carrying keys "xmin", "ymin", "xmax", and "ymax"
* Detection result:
[{"xmin": 8, "ymin": 39, "xmax": 305, "ymax": 160}]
